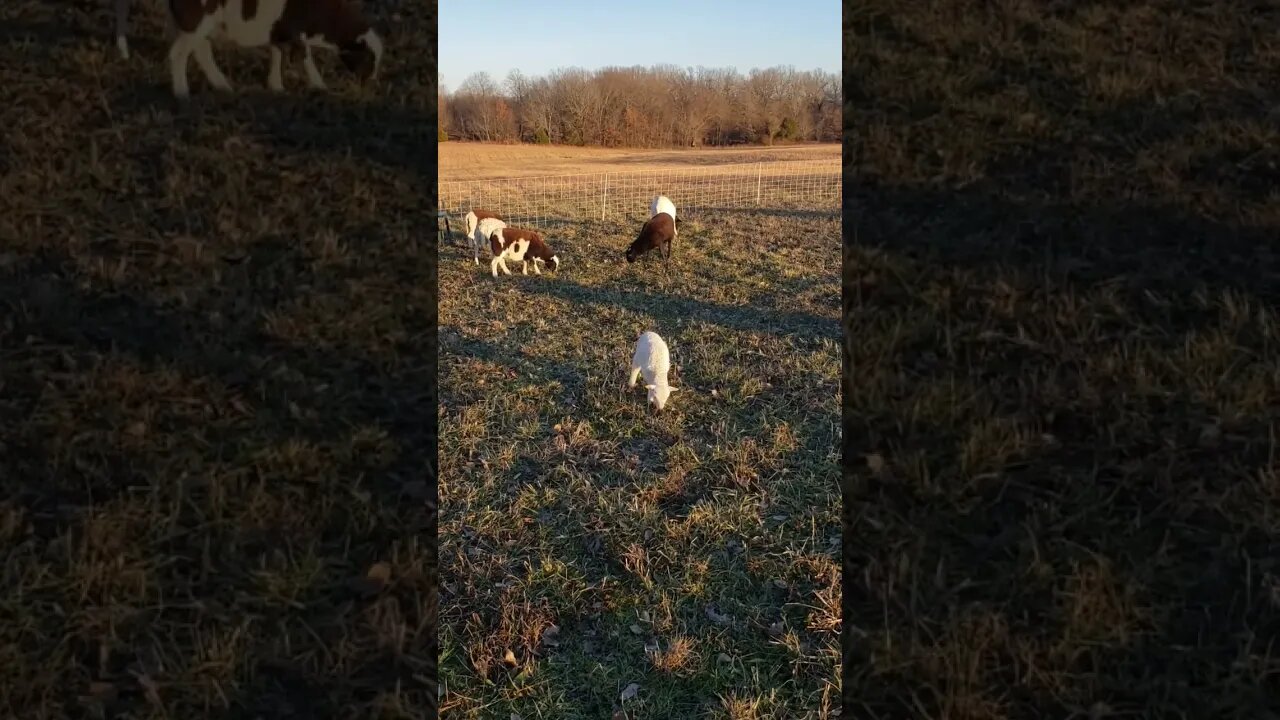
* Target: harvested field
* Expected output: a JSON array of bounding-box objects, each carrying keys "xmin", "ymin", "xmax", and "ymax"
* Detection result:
[{"xmin": 439, "ymin": 142, "xmax": 840, "ymax": 180}]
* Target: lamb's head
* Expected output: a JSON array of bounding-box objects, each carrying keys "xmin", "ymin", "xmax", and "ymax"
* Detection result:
[
  {"xmin": 340, "ymin": 28, "xmax": 384, "ymax": 81},
  {"xmin": 624, "ymin": 243, "xmax": 640, "ymax": 264},
  {"xmin": 645, "ymin": 383, "xmax": 677, "ymax": 411}
]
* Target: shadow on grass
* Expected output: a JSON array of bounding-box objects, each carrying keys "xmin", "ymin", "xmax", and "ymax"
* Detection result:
[
  {"xmin": 0, "ymin": 245, "xmax": 434, "ymax": 516},
  {"xmin": 516, "ymin": 276, "xmax": 839, "ymax": 344},
  {"xmin": 850, "ymin": 177, "xmax": 1280, "ymax": 312},
  {"xmin": 844, "ymin": 35, "xmax": 1280, "ymax": 719},
  {"xmin": 439, "ymin": 327, "xmax": 591, "ymax": 401}
]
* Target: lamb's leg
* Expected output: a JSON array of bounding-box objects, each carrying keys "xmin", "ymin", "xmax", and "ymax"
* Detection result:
[
  {"xmin": 303, "ymin": 46, "xmax": 327, "ymax": 89},
  {"xmin": 168, "ymin": 33, "xmax": 197, "ymax": 98},
  {"xmin": 628, "ymin": 367, "xmax": 642, "ymax": 388},
  {"xmin": 522, "ymin": 260, "xmax": 529, "ymax": 275},
  {"xmin": 267, "ymin": 46, "xmax": 285, "ymax": 92},
  {"xmin": 491, "ymin": 257, "xmax": 501, "ymax": 278},
  {"xmin": 192, "ymin": 37, "xmax": 233, "ymax": 92},
  {"xmin": 499, "ymin": 258, "xmax": 513, "ymax": 275},
  {"xmin": 533, "ymin": 259, "xmax": 543, "ymax": 275},
  {"xmin": 114, "ymin": 0, "xmax": 130, "ymax": 59}
]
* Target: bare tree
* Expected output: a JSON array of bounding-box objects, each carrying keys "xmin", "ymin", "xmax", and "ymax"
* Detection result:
[{"xmin": 443, "ymin": 63, "xmax": 840, "ymax": 147}]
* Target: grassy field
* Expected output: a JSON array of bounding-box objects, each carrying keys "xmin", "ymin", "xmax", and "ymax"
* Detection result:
[
  {"xmin": 846, "ymin": 3, "xmax": 1280, "ymax": 717},
  {"xmin": 439, "ymin": 142, "xmax": 841, "ymax": 180},
  {"xmin": 438, "ymin": 207, "xmax": 842, "ymax": 717},
  {"xmin": 0, "ymin": 1, "xmax": 436, "ymax": 717}
]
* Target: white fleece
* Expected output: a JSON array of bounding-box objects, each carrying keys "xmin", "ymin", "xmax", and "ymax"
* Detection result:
[
  {"xmin": 463, "ymin": 211, "xmax": 483, "ymax": 242},
  {"xmin": 629, "ymin": 330, "xmax": 676, "ymax": 410},
  {"xmin": 472, "ymin": 217, "xmax": 506, "ymax": 265},
  {"xmin": 650, "ymin": 195, "xmax": 677, "ymax": 235}
]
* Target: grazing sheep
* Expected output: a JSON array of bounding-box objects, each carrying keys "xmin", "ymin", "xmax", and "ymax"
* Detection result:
[
  {"xmin": 489, "ymin": 226, "xmax": 560, "ymax": 278},
  {"xmin": 472, "ymin": 216, "xmax": 507, "ymax": 266},
  {"xmin": 625, "ymin": 211, "xmax": 675, "ymax": 263},
  {"xmin": 629, "ymin": 330, "xmax": 678, "ymax": 411},
  {"xmin": 464, "ymin": 208, "xmax": 502, "ymax": 253},
  {"xmin": 139, "ymin": 0, "xmax": 384, "ymax": 98}
]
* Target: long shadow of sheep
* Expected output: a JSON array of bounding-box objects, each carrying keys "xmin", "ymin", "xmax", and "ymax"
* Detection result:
[{"xmin": 514, "ymin": 276, "xmax": 840, "ymax": 346}]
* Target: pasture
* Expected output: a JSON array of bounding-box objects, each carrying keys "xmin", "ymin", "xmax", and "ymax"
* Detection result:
[
  {"xmin": 438, "ymin": 161, "xmax": 842, "ymax": 714},
  {"xmin": 439, "ymin": 141, "xmax": 841, "ymax": 180},
  {"xmin": 846, "ymin": 3, "xmax": 1280, "ymax": 717},
  {"xmin": 0, "ymin": 0, "xmax": 436, "ymax": 717}
]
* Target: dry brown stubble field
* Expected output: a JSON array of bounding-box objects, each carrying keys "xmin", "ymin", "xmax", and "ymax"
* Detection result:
[
  {"xmin": 439, "ymin": 141, "xmax": 841, "ymax": 180},
  {"xmin": 0, "ymin": 0, "xmax": 437, "ymax": 717},
  {"xmin": 438, "ymin": 187, "xmax": 841, "ymax": 712},
  {"xmin": 846, "ymin": 3, "xmax": 1280, "ymax": 718}
]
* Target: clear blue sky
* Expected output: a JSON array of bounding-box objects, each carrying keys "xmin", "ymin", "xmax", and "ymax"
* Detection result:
[{"xmin": 439, "ymin": 0, "xmax": 840, "ymax": 92}]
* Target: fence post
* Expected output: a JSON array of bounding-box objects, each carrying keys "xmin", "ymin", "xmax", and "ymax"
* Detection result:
[
  {"xmin": 755, "ymin": 163, "xmax": 762, "ymax": 206},
  {"xmin": 602, "ymin": 173, "xmax": 608, "ymax": 221}
]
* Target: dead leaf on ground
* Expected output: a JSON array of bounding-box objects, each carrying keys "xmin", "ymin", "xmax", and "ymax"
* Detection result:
[
  {"xmin": 705, "ymin": 605, "xmax": 731, "ymax": 624},
  {"xmin": 503, "ymin": 649, "xmax": 518, "ymax": 667},
  {"xmin": 620, "ymin": 682, "xmax": 640, "ymax": 702}
]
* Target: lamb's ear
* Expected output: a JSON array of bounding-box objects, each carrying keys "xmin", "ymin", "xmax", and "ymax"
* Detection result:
[
  {"xmin": 644, "ymin": 384, "xmax": 656, "ymax": 391},
  {"xmin": 668, "ymin": 387, "xmax": 678, "ymax": 392}
]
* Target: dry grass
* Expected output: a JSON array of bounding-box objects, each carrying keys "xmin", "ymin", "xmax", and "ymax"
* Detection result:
[
  {"xmin": 846, "ymin": 3, "xmax": 1280, "ymax": 718},
  {"xmin": 438, "ymin": 208, "xmax": 841, "ymax": 718},
  {"xmin": 0, "ymin": 1, "xmax": 436, "ymax": 717},
  {"xmin": 439, "ymin": 142, "xmax": 841, "ymax": 180}
]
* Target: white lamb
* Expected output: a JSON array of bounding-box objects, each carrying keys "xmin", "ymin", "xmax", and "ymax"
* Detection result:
[
  {"xmin": 472, "ymin": 217, "xmax": 507, "ymax": 265},
  {"xmin": 650, "ymin": 195, "xmax": 678, "ymax": 237},
  {"xmin": 629, "ymin": 330, "xmax": 678, "ymax": 411}
]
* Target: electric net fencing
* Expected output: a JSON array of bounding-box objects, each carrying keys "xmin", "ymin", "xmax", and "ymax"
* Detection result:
[{"xmin": 439, "ymin": 158, "xmax": 841, "ymax": 233}]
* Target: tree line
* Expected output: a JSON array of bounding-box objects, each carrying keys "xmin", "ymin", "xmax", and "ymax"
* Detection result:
[{"xmin": 439, "ymin": 65, "xmax": 841, "ymax": 148}]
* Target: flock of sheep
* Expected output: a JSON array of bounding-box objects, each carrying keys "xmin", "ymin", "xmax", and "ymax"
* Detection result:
[
  {"xmin": 457, "ymin": 196, "xmax": 681, "ymax": 411},
  {"xmin": 112, "ymin": 0, "xmax": 384, "ymax": 98}
]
